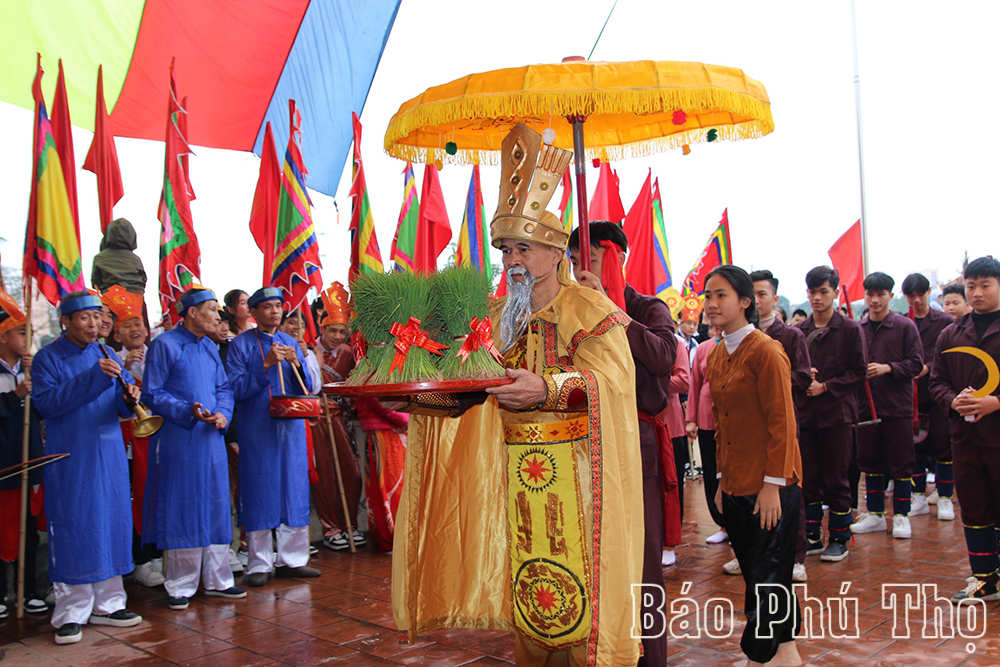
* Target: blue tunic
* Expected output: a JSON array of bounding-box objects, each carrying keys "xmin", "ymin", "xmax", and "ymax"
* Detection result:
[
  {"xmin": 225, "ymin": 329, "xmax": 315, "ymax": 532},
  {"xmin": 33, "ymin": 335, "xmax": 135, "ymax": 585},
  {"xmin": 141, "ymin": 326, "xmax": 235, "ymax": 549}
]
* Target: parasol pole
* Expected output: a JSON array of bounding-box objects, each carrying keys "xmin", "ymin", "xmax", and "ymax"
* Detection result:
[
  {"xmin": 850, "ymin": 0, "xmax": 870, "ymax": 277},
  {"xmin": 16, "ymin": 278, "xmax": 33, "ymax": 619},
  {"xmin": 569, "ymin": 116, "xmax": 591, "ymax": 272}
]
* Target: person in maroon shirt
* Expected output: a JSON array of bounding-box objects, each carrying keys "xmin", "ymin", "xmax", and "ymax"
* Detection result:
[
  {"xmin": 796, "ymin": 266, "xmax": 867, "ymax": 564},
  {"xmin": 902, "ymin": 272, "xmax": 955, "ymax": 520},
  {"xmin": 929, "ymin": 257, "xmax": 1000, "ymax": 603},
  {"xmin": 751, "ymin": 270, "xmax": 812, "ymax": 583},
  {"xmin": 569, "ymin": 221, "xmax": 677, "ymax": 667},
  {"xmin": 850, "ymin": 272, "xmax": 924, "ymax": 540}
]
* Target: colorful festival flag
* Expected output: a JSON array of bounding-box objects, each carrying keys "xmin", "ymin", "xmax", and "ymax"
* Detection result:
[
  {"xmin": 681, "ymin": 208, "xmax": 732, "ymax": 297},
  {"xmin": 349, "ymin": 112, "xmax": 384, "ymax": 281},
  {"xmin": 50, "ymin": 60, "xmax": 80, "ymax": 237},
  {"xmin": 389, "ymin": 162, "xmax": 419, "ymax": 272},
  {"xmin": 270, "ymin": 100, "xmax": 323, "ymax": 311},
  {"xmin": 623, "ymin": 170, "xmax": 659, "ymax": 297},
  {"xmin": 248, "ymin": 121, "xmax": 280, "ymax": 286},
  {"xmin": 558, "ymin": 169, "xmax": 574, "ymax": 233},
  {"xmin": 83, "ymin": 64, "xmax": 124, "ymax": 233},
  {"xmin": 828, "ymin": 219, "xmax": 865, "ymax": 307},
  {"xmin": 157, "ymin": 61, "xmax": 202, "ymax": 321},
  {"xmin": 455, "ymin": 165, "xmax": 490, "ymax": 271},
  {"xmin": 23, "ymin": 55, "xmax": 85, "ymax": 306},
  {"xmin": 588, "ymin": 161, "xmax": 625, "ymax": 224},
  {"xmin": 413, "ymin": 163, "xmax": 452, "ymax": 274},
  {"xmin": 651, "ymin": 178, "xmax": 673, "ymax": 296}
]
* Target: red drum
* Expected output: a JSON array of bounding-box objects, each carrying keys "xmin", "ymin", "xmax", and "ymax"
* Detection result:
[{"xmin": 269, "ymin": 395, "xmax": 322, "ymax": 420}]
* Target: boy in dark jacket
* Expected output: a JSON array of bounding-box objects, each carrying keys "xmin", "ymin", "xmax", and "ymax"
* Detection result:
[{"xmin": 929, "ymin": 257, "xmax": 1000, "ymax": 602}]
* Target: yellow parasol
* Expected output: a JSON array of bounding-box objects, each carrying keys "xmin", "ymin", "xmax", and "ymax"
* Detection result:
[{"xmin": 384, "ymin": 58, "xmax": 773, "ymax": 270}]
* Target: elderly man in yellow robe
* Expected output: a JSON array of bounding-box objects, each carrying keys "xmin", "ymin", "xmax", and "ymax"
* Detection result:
[{"xmin": 390, "ymin": 124, "xmax": 643, "ymax": 667}]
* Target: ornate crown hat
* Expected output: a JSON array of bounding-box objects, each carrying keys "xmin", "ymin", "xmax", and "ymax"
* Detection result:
[
  {"xmin": 101, "ymin": 285, "xmax": 145, "ymax": 331},
  {"xmin": 490, "ymin": 124, "xmax": 573, "ymax": 250},
  {"xmin": 0, "ymin": 290, "xmax": 25, "ymax": 334},
  {"xmin": 320, "ymin": 281, "xmax": 352, "ymax": 327}
]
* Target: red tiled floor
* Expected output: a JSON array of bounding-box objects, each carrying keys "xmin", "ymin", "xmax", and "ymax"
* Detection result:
[{"xmin": 4, "ymin": 479, "xmax": 1000, "ymax": 666}]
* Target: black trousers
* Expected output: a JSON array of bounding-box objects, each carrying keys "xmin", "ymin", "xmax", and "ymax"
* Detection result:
[
  {"xmin": 672, "ymin": 436, "xmax": 689, "ymax": 521},
  {"xmin": 0, "ymin": 523, "xmax": 38, "ymax": 600},
  {"xmin": 698, "ymin": 429, "xmax": 725, "ymax": 528},
  {"xmin": 638, "ymin": 473, "xmax": 667, "ymax": 667},
  {"xmin": 724, "ymin": 484, "xmax": 802, "ymax": 664}
]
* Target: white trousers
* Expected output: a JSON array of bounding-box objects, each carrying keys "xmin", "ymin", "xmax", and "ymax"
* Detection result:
[
  {"xmin": 51, "ymin": 576, "xmax": 126, "ymax": 628},
  {"xmin": 164, "ymin": 544, "xmax": 235, "ymax": 598},
  {"xmin": 246, "ymin": 524, "xmax": 309, "ymax": 574}
]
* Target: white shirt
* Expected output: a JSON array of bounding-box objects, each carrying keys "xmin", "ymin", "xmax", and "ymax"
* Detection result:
[{"xmin": 0, "ymin": 356, "xmax": 22, "ymax": 395}]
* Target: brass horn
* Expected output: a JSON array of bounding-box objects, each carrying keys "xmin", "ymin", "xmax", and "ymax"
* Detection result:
[{"xmin": 98, "ymin": 344, "xmax": 163, "ymax": 437}]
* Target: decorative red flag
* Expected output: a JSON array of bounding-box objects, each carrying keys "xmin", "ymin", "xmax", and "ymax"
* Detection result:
[
  {"xmin": 413, "ymin": 163, "xmax": 452, "ymax": 274},
  {"xmin": 681, "ymin": 209, "xmax": 732, "ymax": 297},
  {"xmin": 248, "ymin": 121, "xmax": 280, "ymax": 286},
  {"xmin": 828, "ymin": 219, "xmax": 864, "ymax": 306},
  {"xmin": 83, "ymin": 65, "xmax": 125, "ymax": 233},
  {"xmin": 588, "ymin": 161, "xmax": 625, "ymax": 224},
  {"xmin": 623, "ymin": 169, "xmax": 655, "ymax": 295},
  {"xmin": 50, "ymin": 59, "xmax": 80, "ymax": 238}
]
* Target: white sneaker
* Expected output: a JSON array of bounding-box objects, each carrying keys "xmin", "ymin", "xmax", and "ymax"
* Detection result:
[
  {"xmin": 792, "ymin": 563, "xmax": 807, "ymax": 583},
  {"xmin": 927, "ymin": 489, "xmax": 940, "ymax": 505},
  {"xmin": 885, "ymin": 479, "xmax": 895, "ymax": 497},
  {"xmin": 927, "ymin": 472, "xmax": 936, "ymax": 484},
  {"xmin": 706, "ymin": 530, "xmax": 728, "ymax": 544},
  {"xmin": 661, "ymin": 550, "xmax": 676, "ymax": 567},
  {"xmin": 910, "ymin": 494, "xmax": 930, "ymax": 516},
  {"xmin": 938, "ymin": 497, "xmax": 955, "ymax": 521},
  {"xmin": 236, "ymin": 549, "xmax": 249, "ymax": 566},
  {"xmin": 892, "ymin": 515, "xmax": 912, "ymax": 539},
  {"xmin": 229, "ymin": 548, "xmax": 244, "ymax": 573},
  {"xmin": 134, "ymin": 559, "xmax": 165, "ymax": 587},
  {"xmin": 722, "ymin": 557, "xmax": 741, "ymax": 575},
  {"xmin": 851, "ymin": 513, "xmax": 887, "ymax": 534}
]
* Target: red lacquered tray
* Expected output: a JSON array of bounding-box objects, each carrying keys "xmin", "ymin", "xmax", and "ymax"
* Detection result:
[{"xmin": 324, "ymin": 377, "xmax": 512, "ymax": 397}]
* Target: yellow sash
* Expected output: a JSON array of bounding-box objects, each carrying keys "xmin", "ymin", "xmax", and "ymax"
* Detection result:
[{"xmin": 505, "ymin": 416, "xmax": 591, "ymax": 650}]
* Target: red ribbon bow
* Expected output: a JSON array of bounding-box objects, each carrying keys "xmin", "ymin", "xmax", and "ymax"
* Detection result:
[
  {"xmin": 457, "ymin": 316, "xmax": 503, "ymax": 365},
  {"xmin": 389, "ymin": 317, "xmax": 447, "ymax": 375},
  {"xmin": 352, "ymin": 330, "xmax": 368, "ymax": 361}
]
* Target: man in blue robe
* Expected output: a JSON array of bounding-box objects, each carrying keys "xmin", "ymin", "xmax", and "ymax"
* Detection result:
[
  {"xmin": 142, "ymin": 287, "xmax": 245, "ymax": 609},
  {"xmin": 32, "ymin": 291, "xmax": 143, "ymax": 644},
  {"xmin": 225, "ymin": 287, "xmax": 320, "ymax": 586}
]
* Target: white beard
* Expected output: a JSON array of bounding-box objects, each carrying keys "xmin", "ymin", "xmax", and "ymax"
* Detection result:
[{"xmin": 499, "ymin": 266, "xmax": 537, "ymax": 353}]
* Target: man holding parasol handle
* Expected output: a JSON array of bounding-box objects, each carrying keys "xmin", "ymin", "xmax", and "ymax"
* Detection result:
[{"xmin": 32, "ymin": 290, "xmax": 144, "ymax": 644}]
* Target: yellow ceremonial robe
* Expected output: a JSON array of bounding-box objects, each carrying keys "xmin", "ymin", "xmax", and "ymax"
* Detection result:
[{"xmin": 392, "ymin": 282, "xmax": 643, "ymax": 667}]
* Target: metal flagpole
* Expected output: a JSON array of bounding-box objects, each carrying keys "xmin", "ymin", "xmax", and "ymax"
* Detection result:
[
  {"xmin": 16, "ymin": 278, "xmax": 33, "ymax": 619},
  {"xmin": 850, "ymin": 0, "xmax": 870, "ymax": 276}
]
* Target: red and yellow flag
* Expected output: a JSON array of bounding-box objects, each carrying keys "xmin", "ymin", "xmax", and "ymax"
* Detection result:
[
  {"xmin": 23, "ymin": 55, "xmax": 85, "ymax": 306},
  {"xmin": 349, "ymin": 112, "xmax": 384, "ymax": 281}
]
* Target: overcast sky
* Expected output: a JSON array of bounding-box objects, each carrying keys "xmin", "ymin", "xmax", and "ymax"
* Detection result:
[{"xmin": 1, "ymin": 0, "xmax": 997, "ymax": 320}]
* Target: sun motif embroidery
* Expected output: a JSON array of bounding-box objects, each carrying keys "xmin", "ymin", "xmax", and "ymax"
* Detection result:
[{"xmin": 516, "ymin": 448, "xmax": 557, "ymax": 492}]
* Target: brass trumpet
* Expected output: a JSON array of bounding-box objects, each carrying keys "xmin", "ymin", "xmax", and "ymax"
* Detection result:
[{"xmin": 98, "ymin": 344, "xmax": 163, "ymax": 437}]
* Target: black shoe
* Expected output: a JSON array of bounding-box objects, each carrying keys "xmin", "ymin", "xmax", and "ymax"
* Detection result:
[
  {"xmin": 55, "ymin": 623, "xmax": 83, "ymax": 644},
  {"xmin": 952, "ymin": 576, "xmax": 1000, "ymax": 604},
  {"xmin": 205, "ymin": 586, "xmax": 247, "ymax": 599},
  {"xmin": 805, "ymin": 538, "xmax": 824, "ymax": 556},
  {"xmin": 167, "ymin": 596, "xmax": 190, "ymax": 610},
  {"xmin": 25, "ymin": 597, "xmax": 49, "ymax": 614},
  {"xmin": 244, "ymin": 572, "xmax": 270, "ymax": 587},
  {"xmin": 274, "ymin": 565, "xmax": 321, "ymax": 578},
  {"xmin": 820, "ymin": 541, "xmax": 849, "ymax": 562},
  {"xmin": 88, "ymin": 609, "xmax": 142, "ymax": 627}
]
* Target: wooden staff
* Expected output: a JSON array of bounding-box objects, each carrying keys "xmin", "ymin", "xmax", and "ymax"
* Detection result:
[
  {"xmin": 16, "ymin": 279, "xmax": 33, "ymax": 619},
  {"xmin": 322, "ymin": 394, "xmax": 356, "ymax": 553}
]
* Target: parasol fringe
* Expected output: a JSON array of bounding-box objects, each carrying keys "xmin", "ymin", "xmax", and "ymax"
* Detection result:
[
  {"xmin": 387, "ymin": 121, "xmax": 769, "ymax": 167},
  {"xmin": 384, "ymin": 86, "xmax": 772, "ymax": 165}
]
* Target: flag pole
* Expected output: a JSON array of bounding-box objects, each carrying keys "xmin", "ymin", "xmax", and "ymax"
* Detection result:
[
  {"xmin": 16, "ymin": 278, "xmax": 33, "ymax": 619},
  {"xmin": 850, "ymin": 0, "xmax": 870, "ymax": 277}
]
